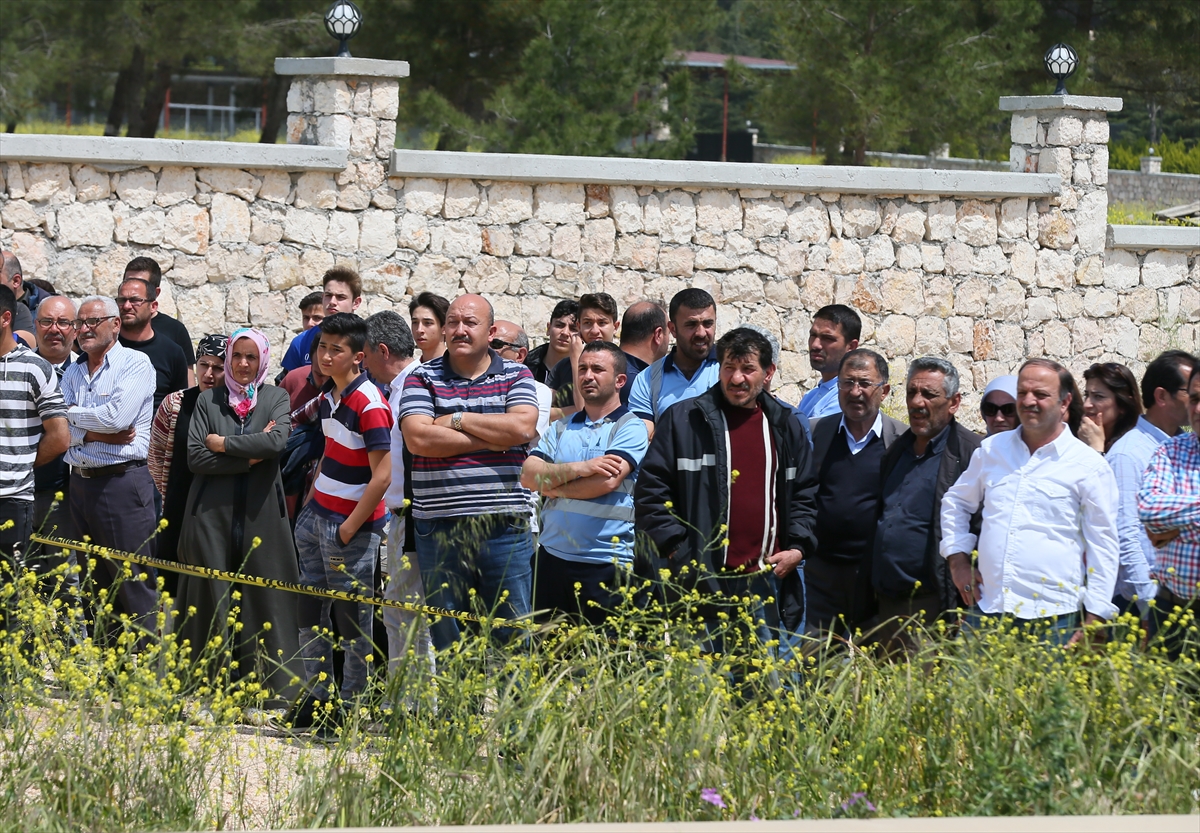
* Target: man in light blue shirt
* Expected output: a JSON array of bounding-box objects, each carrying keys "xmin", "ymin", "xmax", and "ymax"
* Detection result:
[
  {"xmin": 628, "ymin": 288, "xmax": 719, "ymax": 435},
  {"xmin": 797, "ymin": 304, "xmax": 861, "ymax": 422},
  {"xmin": 1107, "ymin": 350, "xmax": 1196, "ymax": 614},
  {"xmin": 522, "ymin": 341, "xmax": 649, "ymax": 626},
  {"xmin": 60, "ymin": 295, "xmax": 159, "ymax": 623}
]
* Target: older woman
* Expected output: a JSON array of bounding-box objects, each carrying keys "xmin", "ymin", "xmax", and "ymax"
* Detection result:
[
  {"xmin": 1080, "ymin": 362, "xmax": 1143, "ymax": 454},
  {"xmin": 177, "ymin": 328, "xmax": 301, "ymax": 702},
  {"xmin": 149, "ymin": 334, "xmax": 227, "ymax": 575},
  {"xmin": 408, "ymin": 291, "xmax": 448, "ymax": 363}
]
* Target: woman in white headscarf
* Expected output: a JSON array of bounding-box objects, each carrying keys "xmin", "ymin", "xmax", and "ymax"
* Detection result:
[{"xmin": 177, "ymin": 328, "xmax": 302, "ymax": 704}]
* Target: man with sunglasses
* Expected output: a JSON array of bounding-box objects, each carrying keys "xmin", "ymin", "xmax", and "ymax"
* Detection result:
[
  {"xmin": 59, "ymin": 296, "xmax": 160, "ymax": 625},
  {"xmin": 980, "ymin": 375, "xmax": 1019, "ymax": 435},
  {"xmin": 806, "ymin": 349, "xmax": 905, "ymax": 639},
  {"xmin": 116, "ymin": 276, "xmax": 188, "ymax": 414}
]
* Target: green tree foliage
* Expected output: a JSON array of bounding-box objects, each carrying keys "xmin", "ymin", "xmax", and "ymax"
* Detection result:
[
  {"xmin": 483, "ymin": 0, "xmax": 692, "ymax": 156},
  {"xmin": 757, "ymin": 0, "xmax": 1041, "ymax": 164}
]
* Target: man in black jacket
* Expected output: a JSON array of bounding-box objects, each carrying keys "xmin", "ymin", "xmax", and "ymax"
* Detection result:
[
  {"xmin": 870, "ymin": 356, "xmax": 981, "ymax": 652},
  {"xmin": 806, "ymin": 349, "xmax": 907, "ymax": 639},
  {"xmin": 635, "ymin": 328, "xmax": 818, "ymax": 658}
]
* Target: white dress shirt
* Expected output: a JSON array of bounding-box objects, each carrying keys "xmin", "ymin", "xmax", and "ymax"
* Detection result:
[
  {"xmin": 940, "ymin": 424, "xmax": 1120, "ymax": 620},
  {"xmin": 60, "ymin": 342, "xmax": 155, "ymax": 468},
  {"xmin": 838, "ymin": 411, "xmax": 882, "ymax": 455}
]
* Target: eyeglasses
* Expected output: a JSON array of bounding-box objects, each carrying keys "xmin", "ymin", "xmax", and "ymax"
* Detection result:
[
  {"xmin": 72, "ymin": 316, "xmax": 117, "ymax": 330},
  {"xmin": 489, "ymin": 338, "xmax": 519, "ymax": 351},
  {"xmin": 837, "ymin": 378, "xmax": 883, "ymax": 392},
  {"xmin": 981, "ymin": 402, "xmax": 1017, "ymax": 418},
  {"xmin": 36, "ymin": 318, "xmax": 77, "ymax": 330},
  {"xmin": 115, "ymin": 297, "xmax": 150, "ymax": 307}
]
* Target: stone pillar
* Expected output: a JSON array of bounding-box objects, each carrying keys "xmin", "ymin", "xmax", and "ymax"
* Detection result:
[
  {"xmin": 1140, "ymin": 154, "xmax": 1162, "ymax": 174},
  {"xmin": 1001, "ymin": 94, "xmax": 1122, "ymax": 284},
  {"xmin": 274, "ymin": 56, "xmax": 409, "ymax": 209}
]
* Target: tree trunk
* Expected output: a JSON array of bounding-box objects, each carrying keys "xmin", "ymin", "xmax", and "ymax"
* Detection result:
[
  {"xmin": 258, "ymin": 74, "xmax": 289, "ymax": 143},
  {"xmin": 103, "ymin": 62, "xmax": 134, "ymax": 136},
  {"xmin": 123, "ymin": 47, "xmax": 147, "ymax": 137},
  {"xmin": 132, "ymin": 60, "xmax": 172, "ymax": 138}
]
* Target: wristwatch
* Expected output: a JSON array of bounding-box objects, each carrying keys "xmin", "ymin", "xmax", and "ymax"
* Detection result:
[{"xmin": 451, "ymin": 411, "xmax": 464, "ymax": 432}]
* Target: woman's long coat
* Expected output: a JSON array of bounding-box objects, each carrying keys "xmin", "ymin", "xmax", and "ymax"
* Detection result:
[{"xmin": 177, "ymin": 384, "xmax": 302, "ymax": 702}]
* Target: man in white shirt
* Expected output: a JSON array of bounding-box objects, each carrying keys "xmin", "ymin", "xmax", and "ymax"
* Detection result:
[
  {"xmin": 363, "ymin": 310, "xmax": 432, "ymax": 704},
  {"xmin": 941, "ymin": 358, "xmax": 1120, "ymax": 645}
]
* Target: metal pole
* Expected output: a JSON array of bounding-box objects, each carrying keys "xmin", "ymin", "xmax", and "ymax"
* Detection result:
[{"xmin": 721, "ymin": 69, "xmax": 728, "ymax": 162}]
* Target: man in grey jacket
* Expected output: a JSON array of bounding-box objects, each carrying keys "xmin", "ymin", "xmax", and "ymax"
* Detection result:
[{"xmin": 806, "ymin": 349, "xmax": 906, "ymax": 638}]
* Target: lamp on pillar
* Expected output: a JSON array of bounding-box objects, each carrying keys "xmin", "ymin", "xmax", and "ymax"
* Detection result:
[
  {"xmin": 324, "ymin": 0, "xmax": 362, "ymax": 58},
  {"xmin": 1043, "ymin": 43, "xmax": 1078, "ymax": 95}
]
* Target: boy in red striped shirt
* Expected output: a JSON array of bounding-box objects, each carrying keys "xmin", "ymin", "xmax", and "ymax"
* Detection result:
[{"xmin": 295, "ymin": 313, "xmax": 392, "ymax": 707}]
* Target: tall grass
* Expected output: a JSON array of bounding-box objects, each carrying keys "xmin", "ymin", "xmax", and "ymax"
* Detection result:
[{"xmin": 1, "ymin": 537, "xmax": 1197, "ymax": 829}]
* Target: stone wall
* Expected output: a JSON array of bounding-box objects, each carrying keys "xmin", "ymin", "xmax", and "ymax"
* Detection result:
[
  {"xmin": 1, "ymin": 77, "xmax": 1198, "ymax": 423},
  {"xmin": 1107, "ymin": 170, "xmax": 1200, "ymax": 209}
]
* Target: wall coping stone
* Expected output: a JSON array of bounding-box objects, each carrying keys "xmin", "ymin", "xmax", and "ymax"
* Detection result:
[
  {"xmin": 1107, "ymin": 224, "xmax": 1200, "ymax": 251},
  {"xmin": 389, "ymin": 149, "xmax": 1061, "ymax": 197},
  {"xmin": 999, "ymin": 94, "xmax": 1123, "ymax": 113},
  {"xmin": 0, "ymin": 133, "xmax": 347, "ymax": 171},
  {"xmin": 274, "ymin": 57, "xmax": 410, "ymax": 78}
]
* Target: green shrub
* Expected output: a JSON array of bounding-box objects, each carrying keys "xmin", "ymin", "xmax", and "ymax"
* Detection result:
[{"xmin": 1109, "ymin": 135, "xmax": 1200, "ymax": 174}]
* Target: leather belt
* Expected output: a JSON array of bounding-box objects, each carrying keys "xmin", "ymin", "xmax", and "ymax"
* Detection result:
[{"xmin": 73, "ymin": 460, "xmax": 147, "ymax": 479}]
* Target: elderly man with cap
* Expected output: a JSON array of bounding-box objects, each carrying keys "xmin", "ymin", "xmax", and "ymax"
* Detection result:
[
  {"xmin": 148, "ymin": 334, "xmax": 227, "ymax": 567},
  {"xmin": 980, "ymin": 375, "xmax": 1019, "ymax": 436}
]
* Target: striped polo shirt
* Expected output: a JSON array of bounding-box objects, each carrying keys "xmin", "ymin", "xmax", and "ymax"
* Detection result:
[
  {"xmin": 0, "ymin": 344, "xmax": 67, "ymax": 500},
  {"xmin": 399, "ymin": 351, "xmax": 539, "ymax": 520},
  {"xmin": 312, "ymin": 371, "xmax": 393, "ymax": 529}
]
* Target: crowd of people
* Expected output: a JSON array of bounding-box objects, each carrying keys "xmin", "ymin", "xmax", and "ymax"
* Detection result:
[{"xmin": 1, "ymin": 246, "xmax": 1198, "ymax": 716}]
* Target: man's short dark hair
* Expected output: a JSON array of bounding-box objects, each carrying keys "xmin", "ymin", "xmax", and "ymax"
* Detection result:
[
  {"xmin": 119, "ymin": 276, "xmax": 154, "ymax": 300},
  {"xmin": 1, "ymin": 251, "xmax": 22, "ymax": 282},
  {"xmin": 26, "ymin": 277, "xmax": 55, "ymax": 295},
  {"xmin": 409, "ymin": 291, "xmax": 449, "ymax": 326},
  {"xmin": 365, "ymin": 310, "xmax": 415, "ymax": 359},
  {"xmin": 716, "ymin": 327, "xmax": 773, "ymax": 369},
  {"xmin": 581, "ymin": 340, "xmax": 627, "ymax": 377},
  {"xmin": 124, "ymin": 256, "xmax": 162, "ymax": 287},
  {"xmin": 319, "ymin": 312, "xmax": 367, "ymax": 353},
  {"xmin": 1142, "ymin": 350, "xmax": 1197, "ymax": 406},
  {"xmin": 621, "ymin": 302, "xmax": 667, "ymax": 344},
  {"xmin": 1189, "ymin": 364, "xmax": 1200, "ymax": 390},
  {"xmin": 323, "ymin": 266, "xmax": 362, "ymax": 300},
  {"xmin": 668, "ymin": 288, "xmax": 716, "ymax": 322},
  {"xmin": 550, "ymin": 299, "xmax": 580, "ymax": 323},
  {"xmin": 578, "ymin": 292, "xmax": 619, "ymax": 323},
  {"xmin": 300, "ymin": 291, "xmax": 324, "ymax": 311},
  {"xmin": 813, "ymin": 304, "xmax": 862, "ymax": 343},
  {"xmin": 841, "ymin": 348, "xmax": 888, "ymax": 383},
  {"xmin": 0, "ymin": 284, "xmax": 15, "ymax": 322}
]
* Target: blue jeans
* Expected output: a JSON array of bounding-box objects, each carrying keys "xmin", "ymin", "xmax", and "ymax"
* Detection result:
[
  {"xmin": 294, "ymin": 506, "xmax": 380, "ymax": 700},
  {"xmin": 963, "ymin": 608, "xmax": 1081, "ymax": 648},
  {"xmin": 414, "ymin": 513, "xmax": 532, "ymax": 651}
]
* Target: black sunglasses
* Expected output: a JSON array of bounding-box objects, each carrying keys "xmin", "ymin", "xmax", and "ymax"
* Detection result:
[
  {"xmin": 490, "ymin": 338, "xmax": 519, "ymax": 351},
  {"xmin": 981, "ymin": 401, "xmax": 1017, "ymax": 418}
]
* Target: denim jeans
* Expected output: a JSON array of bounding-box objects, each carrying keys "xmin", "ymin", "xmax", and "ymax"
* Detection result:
[
  {"xmin": 383, "ymin": 513, "xmax": 435, "ymax": 707},
  {"xmin": 962, "ymin": 608, "xmax": 1081, "ymax": 647},
  {"xmin": 294, "ymin": 506, "xmax": 380, "ymax": 700},
  {"xmin": 414, "ymin": 513, "xmax": 533, "ymax": 650}
]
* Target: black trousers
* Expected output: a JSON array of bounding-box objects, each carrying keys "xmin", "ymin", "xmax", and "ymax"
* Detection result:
[
  {"xmin": 68, "ymin": 466, "xmax": 160, "ymax": 622},
  {"xmin": 533, "ymin": 546, "xmax": 624, "ymax": 628},
  {"xmin": 803, "ymin": 555, "xmax": 877, "ymax": 638}
]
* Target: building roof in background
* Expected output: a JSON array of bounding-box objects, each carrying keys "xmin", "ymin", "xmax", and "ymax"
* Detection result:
[{"xmin": 671, "ymin": 51, "xmax": 796, "ymax": 71}]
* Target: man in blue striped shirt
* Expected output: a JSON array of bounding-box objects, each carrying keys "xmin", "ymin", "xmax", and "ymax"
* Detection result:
[
  {"xmin": 60, "ymin": 296, "xmax": 159, "ymax": 622},
  {"xmin": 522, "ymin": 341, "xmax": 649, "ymax": 626}
]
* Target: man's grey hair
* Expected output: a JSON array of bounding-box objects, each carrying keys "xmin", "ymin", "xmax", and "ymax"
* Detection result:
[
  {"xmin": 78, "ymin": 295, "xmax": 119, "ymax": 318},
  {"xmin": 741, "ymin": 323, "xmax": 780, "ymax": 366},
  {"xmin": 510, "ymin": 327, "xmax": 530, "ymax": 350},
  {"xmin": 365, "ymin": 310, "xmax": 415, "ymax": 359},
  {"xmin": 908, "ymin": 356, "xmax": 960, "ymax": 397},
  {"xmin": 37, "ymin": 295, "xmax": 77, "ymax": 317}
]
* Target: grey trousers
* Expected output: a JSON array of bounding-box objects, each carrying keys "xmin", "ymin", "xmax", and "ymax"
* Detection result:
[{"xmin": 383, "ymin": 513, "xmax": 435, "ymax": 707}]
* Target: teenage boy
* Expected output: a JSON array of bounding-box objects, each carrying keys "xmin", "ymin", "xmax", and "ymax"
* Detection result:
[
  {"xmin": 295, "ymin": 313, "xmax": 393, "ymax": 704},
  {"xmin": 280, "ymin": 267, "xmax": 364, "ymax": 374},
  {"xmin": 544, "ymin": 292, "xmax": 640, "ymax": 418},
  {"xmin": 524, "ymin": 300, "xmax": 579, "ymax": 385},
  {"xmin": 276, "ymin": 292, "xmax": 328, "ymax": 384}
]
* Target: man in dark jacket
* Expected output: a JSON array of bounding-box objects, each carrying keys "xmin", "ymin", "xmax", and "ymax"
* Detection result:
[
  {"xmin": 806, "ymin": 349, "xmax": 906, "ymax": 639},
  {"xmin": 870, "ymin": 356, "xmax": 982, "ymax": 652},
  {"xmin": 635, "ymin": 328, "xmax": 818, "ymax": 657}
]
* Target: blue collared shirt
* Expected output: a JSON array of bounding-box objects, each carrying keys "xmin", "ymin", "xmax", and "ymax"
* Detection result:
[
  {"xmin": 838, "ymin": 412, "xmax": 883, "ymax": 455},
  {"xmin": 628, "ymin": 347, "xmax": 720, "ymax": 421},
  {"xmin": 797, "ymin": 375, "xmax": 841, "ymax": 419},
  {"xmin": 1107, "ymin": 415, "xmax": 1169, "ymax": 610},
  {"xmin": 60, "ymin": 342, "xmax": 155, "ymax": 468}
]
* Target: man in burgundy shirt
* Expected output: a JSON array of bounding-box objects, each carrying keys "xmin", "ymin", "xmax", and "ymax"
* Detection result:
[{"xmin": 636, "ymin": 327, "xmax": 818, "ymax": 667}]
